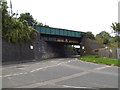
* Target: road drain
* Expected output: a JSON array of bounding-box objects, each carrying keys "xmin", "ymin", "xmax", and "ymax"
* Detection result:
[{"xmin": 16, "ymin": 66, "xmax": 24, "ymax": 68}]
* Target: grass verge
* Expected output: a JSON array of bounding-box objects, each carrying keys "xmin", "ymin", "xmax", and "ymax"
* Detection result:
[{"xmin": 78, "ymin": 55, "xmax": 120, "ymax": 66}]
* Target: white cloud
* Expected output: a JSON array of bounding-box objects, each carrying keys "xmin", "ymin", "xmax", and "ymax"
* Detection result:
[{"xmin": 7, "ymin": 0, "xmax": 119, "ymax": 35}]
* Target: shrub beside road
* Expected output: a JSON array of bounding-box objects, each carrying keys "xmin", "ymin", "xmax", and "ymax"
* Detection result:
[{"xmin": 78, "ymin": 55, "xmax": 120, "ymax": 66}]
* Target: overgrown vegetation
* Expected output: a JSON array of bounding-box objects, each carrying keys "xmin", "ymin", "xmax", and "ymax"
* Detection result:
[
  {"xmin": 84, "ymin": 32, "xmax": 95, "ymax": 40},
  {"xmin": 19, "ymin": 13, "xmax": 37, "ymax": 26},
  {"xmin": 66, "ymin": 45, "xmax": 75, "ymax": 51},
  {"xmin": 1, "ymin": 1, "xmax": 120, "ymax": 46},
  {"xmin": 95, "ymin": 28, "xmax": 120, "ymax": 48},
  {"xmin": 85, "ymin": 23, "xmax": 120, "ymax": 48},
  {"xmin": 78, "ymin": 55, "xmax": 120, "ymax": 66},
  {"xmin": 2, "ymin": 1, "xmax": 38, "ymax": 43}
]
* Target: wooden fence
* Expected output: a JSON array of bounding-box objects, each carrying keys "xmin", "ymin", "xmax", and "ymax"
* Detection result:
[{"xmin": 98, "ymin": 48, "xmax": 120, "ymax": 59}]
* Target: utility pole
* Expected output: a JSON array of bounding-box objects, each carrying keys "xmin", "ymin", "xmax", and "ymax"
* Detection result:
[
  {"xmin": 9, "ymin": 0, "xmax": 13, "ymax": 15},
  {"xmin": 118, "ymin": 1, "xmax": 120, "ymax": 23}
]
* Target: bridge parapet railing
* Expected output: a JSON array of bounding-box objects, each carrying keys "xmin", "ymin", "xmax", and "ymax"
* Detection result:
[{"xmin": 34, "ymin": 26, "xmax": 83, "ymax": 38}]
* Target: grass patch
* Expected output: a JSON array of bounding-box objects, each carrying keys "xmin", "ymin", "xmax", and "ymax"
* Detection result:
[{"xmin": 78, "ymin": 55, "xmax": 120, "ymax": 66}]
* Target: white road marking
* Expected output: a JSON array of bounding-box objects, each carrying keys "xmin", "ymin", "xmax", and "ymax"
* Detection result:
[
  {"xmin": 1, "ymin": 65, "xmax": 112, "ymax": 78},
  {"xmin": 2, "ymin": 60, "xmax": 76, "ymax": 77},
  {"xmin": 2, "ymin": 72, "xmax": 28, "ymax": 77},
  {"xmin": 77, "ymin": 59, "xmax": 119, "ymax": 67},
  {"xmin": 94, "ymin": 66, "xmax": 111, "ymax": 70},
  {"xmin": 1, "ymin": 59, "xmax": 113, "ymax": 78},
  {"xmin": 17, "ymin": 65, "xmax": 112, "ymax": 88},
  {"xmin": 78, "ymin": 60, "xmax": 100, "ymax": 65},
  {"xmin": 17, "ymin": 71, "xmax": 90, "ymax": 88},
  {"xmin": 30, "ymin": 60, "xmax": 75, "ymax": 73},
  {"xmin": 30, "ymin": 68, "xmax": 43, "ymax": 72},
  {"xmin": 3, "ymin": 75, "xmax": 12, "ymax": 77},
  {"xmin": 17, "ymin": 72, "xmax": 26, "ymax": 75},
  {"xmin": 62, "ymin": 85, "xmax": 95, "ymax": 89},
  {"xmin": 0, "ymin": 60, "xmax": 75, "ymax": 77},
  {"xmin": 76, "ymin": 58, "xmax": 104, "ymax": 66}
]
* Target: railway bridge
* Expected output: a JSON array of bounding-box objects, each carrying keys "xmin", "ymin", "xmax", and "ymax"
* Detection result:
[
  {"xmin": 33, "ymin": 26, "xmax": 86, "ymax": 58},
  {"xmin": 34, "ymin": 26, "xmax": 84, "ymax": 45},
  {"xmin": 2, "ymin": 26, "xmax": 104, "ymax": 62}
]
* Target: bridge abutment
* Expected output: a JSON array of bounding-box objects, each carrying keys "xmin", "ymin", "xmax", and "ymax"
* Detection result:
[
  {"xmin": 33, "ymin": 41, "xmax": 74, "ymax": 60},
  {"xmin": 2, "ymin": 33, "xmax": 74, "ymax": 63}
]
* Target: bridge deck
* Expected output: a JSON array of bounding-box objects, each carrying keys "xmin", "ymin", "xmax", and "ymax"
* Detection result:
[
  {"xmin": 34, "ymin": 26, "xmax": 83, "ymax": 38},
  {"xmin": 34, "ymin": 26, "xmax": 84, "ymax": 44}
]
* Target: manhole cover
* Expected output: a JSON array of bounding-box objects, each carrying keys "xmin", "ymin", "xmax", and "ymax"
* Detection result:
[{"xmin": 16, "ymin": 66, "xmax": 24, "ymax": 68}]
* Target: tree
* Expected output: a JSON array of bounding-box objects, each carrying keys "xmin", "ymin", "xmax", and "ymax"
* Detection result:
[
  {"xmin": 85, "ymin": 31, "xmax": 95, "ymax": 40},
  {"xmin": 2, "ymin": 1, "xmax": 11, "ymax": 36},
  {"xmin": 44, "ymin": 24, "xmax": 49, "ymax": 27},
  {"xmin": 36, "ymin": 22, "xmax": 43, "ymax": 26},
  {"xmin": 103, "ymin": 38, "xmax": 110, "ymax": 45},
  {"xmin": 111, "ymin": 22, "xmax": 120, "ymax": 34},
  {"xmin": 19, "ymin": 13, "xmax": 37, "ymax": 26},
  {"xmin": 111, "ymin": 22, "xmax": 120, "ymax": 47},
  {"xmin": 96, "ymin": 31, "xmax": 111, "ymax": 39},
  {"xmin": 36, "ymin": 22, "xmax": 49, "ymax": 27},
  {"xmin": 2, "ymin": 1, "xmax": 38, "ymax": 43},
  {"xmin": 96, "ymin": 31, "xmax": 111, "ymax": 45}
]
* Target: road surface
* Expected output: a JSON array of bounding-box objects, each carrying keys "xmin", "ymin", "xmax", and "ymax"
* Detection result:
[{"xmin": 1, "ymin": 58, "xmax": 119, "ymax": 89}]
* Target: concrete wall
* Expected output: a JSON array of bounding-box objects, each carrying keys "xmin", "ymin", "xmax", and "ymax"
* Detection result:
[
  {"xmin": 33, "ymin": 40, "xmax": 72, "ymax": 60},
  {"xmin": 2, "ymin": 33, "xmax": 74, "ymax": 62},
  {"xmin": 81, "ymin": 38, "xmax": 105, "ymax": 55},
  {"xmin": 33, "ymin": 33, "xmax": 73, "ymax": 61},
  {"xmin": 2, "ymin": 40, "xmax": 34, "ymax": 62}
]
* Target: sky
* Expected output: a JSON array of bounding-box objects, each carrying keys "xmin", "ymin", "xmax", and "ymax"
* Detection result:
[{"xmin": 7, "ymin": 0, "xmax": 119, "ymax": 35}]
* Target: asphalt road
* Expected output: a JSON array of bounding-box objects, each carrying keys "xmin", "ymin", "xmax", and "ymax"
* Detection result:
[{"xmin": 1, "ymin": 58, "xmax": 119, "ymax": 89}]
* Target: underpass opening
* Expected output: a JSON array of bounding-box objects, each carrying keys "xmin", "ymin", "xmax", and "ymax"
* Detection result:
[
  {"xmin": 45, "ymin": 41, "xmax": 84, "ymax": 58},
  {"xmin": 32, "ymin": 25, "xmax": 87, "ymax": 60}
]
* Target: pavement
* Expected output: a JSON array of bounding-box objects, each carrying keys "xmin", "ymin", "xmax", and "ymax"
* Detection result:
[{"xmin": 1, "ymin": 58, "xmax": 119, "ymax": 89}]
